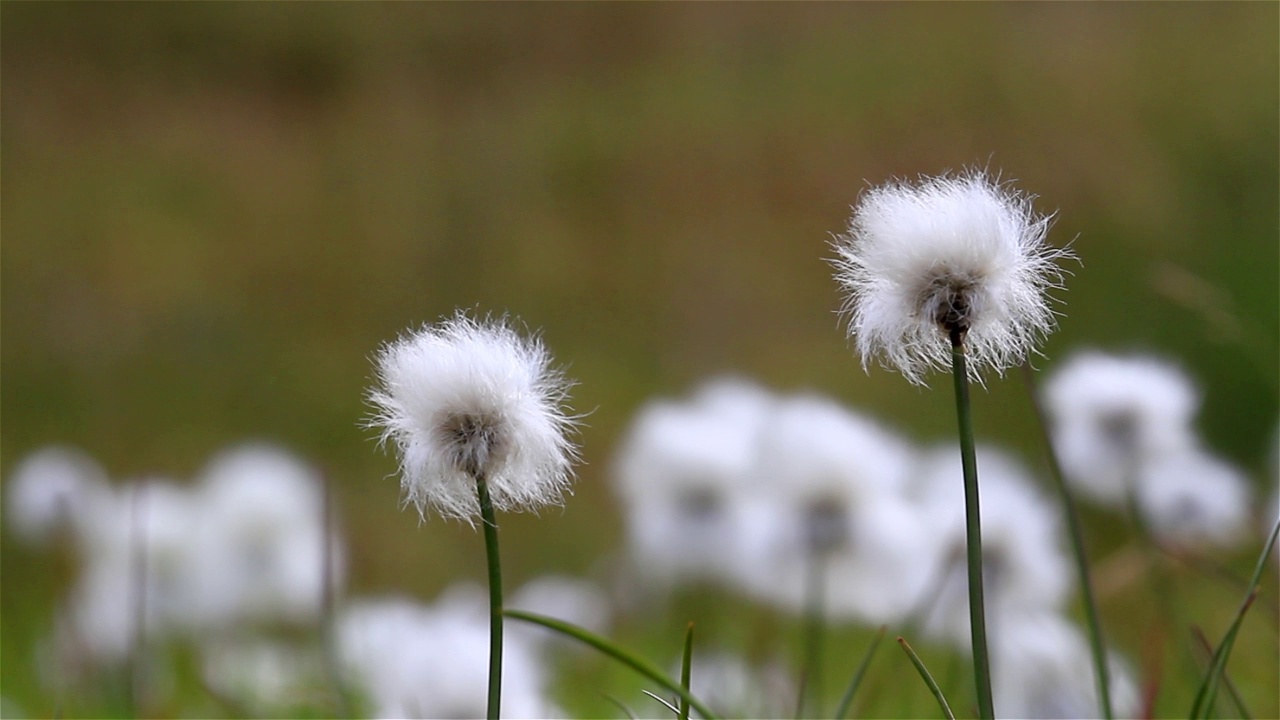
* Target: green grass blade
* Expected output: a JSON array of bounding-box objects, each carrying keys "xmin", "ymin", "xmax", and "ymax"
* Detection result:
[
  {"xmin": 504, "ymin": 609, "xmax": 719, "ymax": 720},
  {"xmin": 897, "ymin": 636, "xmax": 956, "ymax": 720},
  {"xmin": 1189, "ymin": 519, "xmax": 1280, "ymax": 719},
  {"xmin": 1191, "ymin": 626, "xmax": 1250, "ymax": 720},
  {"xmin": 679, "ymin": 622, "xmax": 694, "ymax": 720},
  {"xmin": 1020, "ymin": 362, "xmax": 1113, "ymax": 720},
  {"xmin": 644, "ymin": 690, "xmax": 681, "ymax": 716},
  {"xmin": 834, "ymin": 625, "xmax": 886, "ymax": 720},
  {"xmin": 601, "ymin": 693, "xmax": 638, "ymax": 720}
]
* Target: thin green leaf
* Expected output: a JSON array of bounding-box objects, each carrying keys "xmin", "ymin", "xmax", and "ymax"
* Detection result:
[
  {"xmin": 1190, "ymin": 519, "xmax": 1280, "ymax": 719},
  {"xmin": 1021, "ymin": 362, "xmax": 1113, "ymax": 720},
  {"xmin": 1191, "ymin": 626, "xmax": 1250, "ymax": 720},
  {"xmin": 644, "ymin": 690, "xmax": 681, "ymax": 717},
  {"xmin": 504, "ymin": 609, "xmax": 719, "ymax": 720},
  {"xmin": 835, "ymin": 625, "xmax": 887, "ymax": 720},
  {"xmin": 898, "ymin": 636, "xmax": 956, "ymax": 720},
  {"xmin": 679, "ymin": 622, "xmax": 694, "ymax": 720},
  {"xmin": 600, "ymin": 694, "xmax": 638, "ymax": 720}
]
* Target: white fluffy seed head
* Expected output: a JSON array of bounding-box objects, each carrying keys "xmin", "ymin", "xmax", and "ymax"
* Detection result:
[
  {"xmin": 1042, "ymin": 351, "xmax": 1200, "ymax": 506},
  {"xmin": 612, "ymin": 378, "xmax": 773, "ymax": 588},
  {"xmin": 368, "ymin": 312, "xmax": 579, "ymax": 523},
  {"xmin": 1135, "ymin": 447, "xmax": 1252, "ymax": 549},
  {"xmin": 831, "ymin": 170, "xmax": 1071, "ymax": 385}
]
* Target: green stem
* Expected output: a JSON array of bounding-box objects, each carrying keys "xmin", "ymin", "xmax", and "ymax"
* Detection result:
[
  {"xmin": 130, "ymin": 486, "xmax": 148, "ymax": 719},
  {"xmin": 949, "ymin": 330, "xmax": 994, "ymax": 720},
  {"xmin": 1190, "ymin": 519, "xmax": 1280, "ymax": 719},
  {"xmin": 679, "ymin": 622, "xmax": 694, "ymax": 720},
  {"xmin": 797, "ymin": 552, "xmax": 826, "ymax": 719},
  {"xmin": 321, "ymin": 474, "xmax": 355, "ymax": 718},
  {"xmin": 834, "ymin": 625, "xmax": 886, "ymax": 720},
  {"xmin": 1019, "ymin": 362, "xmax": 1113, "ymax": 720},
  {"xmin": 897, "ymin": 636, "xmax": 957, "ymax": 720},
  {"xmin": 476, "ymin": 474, "xmax": 504, "ymax": 720}
]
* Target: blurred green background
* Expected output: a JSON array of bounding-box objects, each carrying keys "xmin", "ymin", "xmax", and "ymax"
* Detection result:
[{"xmin": 3, "ymin": 3, "xmax": 1277, "ymax": 717}]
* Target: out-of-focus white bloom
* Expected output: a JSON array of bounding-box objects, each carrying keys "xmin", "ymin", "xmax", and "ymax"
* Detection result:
[
  {"xmin": 1043, "ymin": 351, "xmax": 1199, "ymax": 506},
  {"xmin": 1135, "ymin": 447, "xmax": 1251, "ymax": 549},
  {"xmin": 189, "ymin": 443, "xmax": 344, "ymax": 629},
  {"xmin": 613, "ymin": 378, "xmax": 773, "ymax": 589},
  {"xmin": 992, "ymin": 612, "xmax": 1138, "ymax": 720},
  {"xmin": 509, "ymin": 575, "xmax": 611, "ymax": 650},
  {"xmin": 737, "ymin": 394, "xmax": 931, "ymax": 624},
  {"xmin": 336, "ymin": 593, "xmax": 557, "ymax": 719},
  {"xmin": 200, "ymin": 639, "xmax": 323, "ymax": 712},
  {"xmin": 908, "ymin": 447, "xmax": 1072, "ymax": 648},
  {"xmin": 369, "ymin": 312, "xmax": 579, "ymax": 523},
  {"xmin": 63, "ymin": 479, "xmax": 201, "ymax": 662},
  {"xmin": 5, "ymin": 446, "xmax": 112, "ymax": 545},
  {"xmin": 831, "ymin": 170, "xmax": 1069, "ymax": 385},
  {"xmin": 665, "ymin": 650, "xmax": 795, "ymax": 719}
]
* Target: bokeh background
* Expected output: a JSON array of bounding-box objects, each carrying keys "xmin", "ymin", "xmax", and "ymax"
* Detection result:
[{"xmin": 3, "ymin": 3, "xmax": 1277, "ymax": 717}]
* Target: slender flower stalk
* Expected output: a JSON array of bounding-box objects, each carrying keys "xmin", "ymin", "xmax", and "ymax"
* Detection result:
[
  {"xmin": 797, "ymin": 552, "xmax": 827, "ymax": 719},
  {"xmin": 949, "ymin": 329, "xmax": 994, "ymax": 719},
  {"xmin": 476, "ymin": 472, "xmax": 504, "ymax": 718},
  {"xmin": 130, "ymin": 485, "xmax": 148, "ymax": 718},
  {"xmin": 1020, "ymin": 361, "xmax": 1113, "ymax": 720},
  {"xmin": 369, "ymin": 312, "xmax": 579, "ymax": 720},
  {"xmin": 832, "ymin": 169, "xmax": 1071, "ymax": 720}
]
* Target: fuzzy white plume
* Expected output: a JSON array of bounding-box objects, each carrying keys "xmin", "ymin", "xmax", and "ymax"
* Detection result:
[
  {"xmin": 369, "ymin": 312, "xmax": 579, "ymax": 523},
  {"xmin": 832, "ymin": 170, "xmax": 1071, "ymax": 384}
]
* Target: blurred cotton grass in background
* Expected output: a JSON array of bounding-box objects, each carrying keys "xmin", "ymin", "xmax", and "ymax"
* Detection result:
[
  {"xmin": 1043, "ymin": 350, "xmax": 1254, "ymax": 551},
  {"xmin": 367, "ymin": 311, "xmax": 579, "ymax": 720},
  {"xmin": 831, "ymin": 169, "xmax": 1074, "ymax": 719},
  {"xmin": 4, "ymin": 442, "xmax": 344, "ymax": 716}
]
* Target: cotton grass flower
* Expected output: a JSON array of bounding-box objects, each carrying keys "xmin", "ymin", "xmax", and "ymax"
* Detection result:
[
  {"xmin": 1135, "ymin": 447, "xmax": 1251, "ymax": 549},
  {"xmin": 335, "ymin": 595, "xmax": 556, "ymax": 719},
  {"xmin": 5, "ymin": 446, "xmax": 112, "ymax": 546},
  {"xmin": 368, "ymin": 311, "xmax": 578, "ymax": 720},
  {"xmin": 830, "ymin": 169, "xmax": 1070, "ymax": 720},
  {"xmin": 909, "ymin": 446, "xmax": 1072, "ymax": 649},
  {"xmin": 612, "ymin": 377, "xmax": 772, "ymax": 591},
  {"xmin": 736, "ymin": 394, "xmax": 928, "ymax": 624},
  {"xmin": 991, "ymin": 612, "xmax": 1138, "ymax": 720},
  {"xmin": 1043, "ymin": 351, "xmax": 1199, "ymax": 506},
  {"xmin": 831, "ymin": 169, "xmax": 1070, "ymax": 384},
  {"xmin": 369, "ymin": 312, "xmax": 578, "ymax": 522},
  {"xmin": 189, "ymin": 443, "xmax": 344, "ymax": 629}
]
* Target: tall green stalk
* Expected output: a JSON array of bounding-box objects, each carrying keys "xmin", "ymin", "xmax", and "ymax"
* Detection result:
[
  {"xmin": 797, "ymin": 551, "xmax": 827, "ymax": 719},
  {"xmin": 1019, "ymin": 362, "xmax": 1112, "ymax": 720},
  {"xmin": 949, "ymin": 330, "xmax": 994, "ymax": 720},
  {"xmin": 476, "ymin": 474, "xmax": 504, "ymax": 720}
]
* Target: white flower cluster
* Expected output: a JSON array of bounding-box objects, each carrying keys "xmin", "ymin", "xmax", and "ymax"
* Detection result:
[
  {"xmin": 611, "ymin": 376, "xmax": 1138, "ymax": 717},
  {"xmin": 1044, "ymin": 350, "xmax": 1254, "ymax": 548},
  {"xmin": 6, "ymin": 442, "xmax": 344, "ymax": 708},
  {"xmin": 7, "ymin": 440, "xmax": 611, "ymax": 716},
  {"xmin": 336, "ymin": 576, "xmax": 608, "ymax": 719}
]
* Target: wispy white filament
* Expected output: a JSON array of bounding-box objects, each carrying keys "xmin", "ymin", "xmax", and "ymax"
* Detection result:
[
  {"xmin": 368, "ymin": 312, "xmax": 579, "ymax": 522},
  {"xmin": 832, "ymin": 170, "xmax": 1071, "ymax": 384}
]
